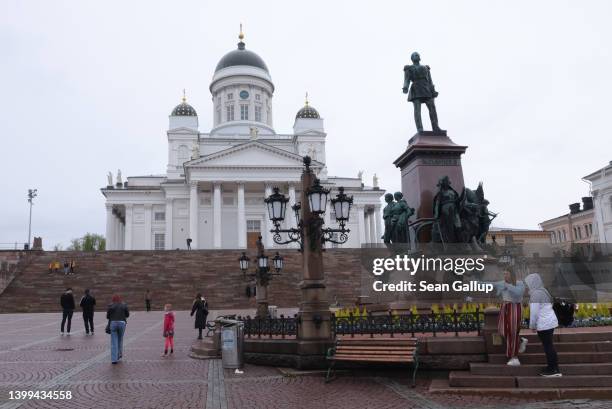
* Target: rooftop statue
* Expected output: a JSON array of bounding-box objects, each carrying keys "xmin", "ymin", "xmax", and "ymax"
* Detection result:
[{"xmin": 402, "ymin": 52, "xmax": 445, "ymax": 134}]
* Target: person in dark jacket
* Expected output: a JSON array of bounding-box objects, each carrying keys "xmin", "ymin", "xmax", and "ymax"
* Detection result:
[
  {"xmin": 107, "ymin": 295, "xmax": 129, "ymax": 364},
  {"xmin": 79, "ymin": 289, "xmax": 96, "ymax": 335},
  {"xmin": 60, "ymin": 288, "xmax": 75, "ymax": 335},
  {"xmin": 145, "ymin": 290, "xmax": 152, "ymax": 312},
  {"xmin": 190, "ymin": 293, "xmax": 208, "ymax": 340}
]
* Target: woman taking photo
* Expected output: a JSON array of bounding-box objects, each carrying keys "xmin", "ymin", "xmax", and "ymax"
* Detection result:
[
  {"xmin": 525, "ymin": 272, "xmax": 561, "ymax": 377},
  {"xmin": 106, "ymin": 294, "xmax": 129, "ymax": 364},
  {"xmin": 190, "ymin": 293, "xmax": 208, "ymax": 340}
]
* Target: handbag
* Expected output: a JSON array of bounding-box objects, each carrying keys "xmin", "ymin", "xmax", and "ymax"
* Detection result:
[{"xmin": 553, "ymin": 298, "xmax": 575, "ymax": 327}]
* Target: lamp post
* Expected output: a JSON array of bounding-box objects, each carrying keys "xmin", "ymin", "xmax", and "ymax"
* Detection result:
[
  {"xmin": 238, "ymin": 237, "xmax": 284, "ymax": 318},
  {"xmin": 264, "ymin": 156, "xmax": 353, "ymax": 352},
  {"xmin": 27, "ymin": 189, "xmax": 38, "ymax": 250}
]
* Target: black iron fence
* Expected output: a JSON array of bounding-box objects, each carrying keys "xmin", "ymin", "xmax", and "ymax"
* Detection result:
[{"xmin": 239, "ymin": 308, "xmax": 482, "ymax": 339}]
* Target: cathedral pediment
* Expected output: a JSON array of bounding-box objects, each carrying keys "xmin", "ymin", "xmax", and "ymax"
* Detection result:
[{"xmin": 184, "ymin": 141, "xmax": 323, "ymax": 169}]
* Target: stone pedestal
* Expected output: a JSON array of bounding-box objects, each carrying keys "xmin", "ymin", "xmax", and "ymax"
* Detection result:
[
  {"xmin": 394, "ymin": 131, "xmax": 467, "ymax": 240},
  {"xmin": 255, "ymin": 283, "xmax": 269, "ymax": 318}
]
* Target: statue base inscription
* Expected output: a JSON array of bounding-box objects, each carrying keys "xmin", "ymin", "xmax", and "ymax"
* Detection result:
[{"xmin": 394, "ymin": 132, "xmax": 467, "ymax": 240}]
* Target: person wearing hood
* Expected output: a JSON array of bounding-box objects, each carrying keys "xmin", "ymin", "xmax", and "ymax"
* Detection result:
[
  {"xmin": 60, "ymin": 288, "xmax": 76, "ymax": 335},
  {"xmin": 525, "ymin": 272, "xmax": 561, "ymax": 377},
  {"xmin": 487, "ymin": 265, "xmax": 527, "ymax": 366}
]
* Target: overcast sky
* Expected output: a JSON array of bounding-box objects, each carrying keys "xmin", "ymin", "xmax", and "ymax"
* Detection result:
[{"xmin": 1, "ymin": 0, "xmax": 611, "ymax": 249}]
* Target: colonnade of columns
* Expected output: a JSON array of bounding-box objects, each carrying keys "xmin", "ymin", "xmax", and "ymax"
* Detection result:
[{"xmin": 105, "ymin": 183, "xmax": 383, "ymax": 250}]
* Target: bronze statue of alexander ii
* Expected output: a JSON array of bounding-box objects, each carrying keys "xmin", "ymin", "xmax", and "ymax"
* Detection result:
[{"xmin": 403, "ymin": 52, "xmax": 445, "ymax": 134}]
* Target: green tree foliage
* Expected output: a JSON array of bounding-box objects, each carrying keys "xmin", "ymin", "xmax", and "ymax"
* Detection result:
[{"xmin": 67, "ymin": 233, "xmax": 106, "ymax": 251}]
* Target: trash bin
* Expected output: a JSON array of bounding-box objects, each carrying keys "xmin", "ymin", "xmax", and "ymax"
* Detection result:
[{"xmin": 218, "ymin": 318, "xmax": 244, "ymax": 369}]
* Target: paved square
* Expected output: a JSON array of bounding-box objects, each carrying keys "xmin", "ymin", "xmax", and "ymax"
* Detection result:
[{"xmin": 0, "ymin": 312, "xmax": 609, "ymax": 409}]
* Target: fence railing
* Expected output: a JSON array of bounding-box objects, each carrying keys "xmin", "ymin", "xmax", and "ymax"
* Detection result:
[{"xmin": 239, "ymin": 308, "xmax": 482, "ymax": 339}]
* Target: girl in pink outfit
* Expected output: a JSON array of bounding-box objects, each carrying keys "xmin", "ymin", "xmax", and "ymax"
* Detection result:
[{"xmin": 163, "ymin": 304, "xmax": 175, "ymax": 356}]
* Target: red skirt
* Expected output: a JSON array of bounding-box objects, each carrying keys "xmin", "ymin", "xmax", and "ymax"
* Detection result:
[{"xmin": 498, "ymin": 302, "xmax": 522, "ymax": 358}]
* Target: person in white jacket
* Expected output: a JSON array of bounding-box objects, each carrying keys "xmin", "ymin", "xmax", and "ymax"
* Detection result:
[{"xmin": 525, "ymin": 273, "xmax": 561, "ymax": 377}]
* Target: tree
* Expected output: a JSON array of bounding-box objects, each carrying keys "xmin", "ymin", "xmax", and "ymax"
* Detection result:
[{"xmin": 67, "ymin": 233, "xmax": 106, "ymax": 251}]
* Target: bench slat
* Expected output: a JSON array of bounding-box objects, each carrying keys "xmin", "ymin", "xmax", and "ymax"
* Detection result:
[{"xmin": 331, "ymin": 356, "xmax": 414, "ymax": 362}]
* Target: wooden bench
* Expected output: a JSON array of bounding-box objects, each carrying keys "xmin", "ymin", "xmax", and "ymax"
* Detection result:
[{"xmin": 325, "ymin": 337, "xmax": 419, "ymax": 386}]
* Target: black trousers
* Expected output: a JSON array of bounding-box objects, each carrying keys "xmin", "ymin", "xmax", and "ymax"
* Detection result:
[
  {"xmin": 83, "ymin": 311, "xmax": 94, "ymax": 333},
  {"xmin": 145, "ymin": 300, "xmax": 151, "ymax": 312},
  {"xmin": 61, "ymin": 310, "xmax": 73, "ymax": 333},
  {"xmin": 537, "ymin": 328, "xmax": 558, "ymax": 370}
]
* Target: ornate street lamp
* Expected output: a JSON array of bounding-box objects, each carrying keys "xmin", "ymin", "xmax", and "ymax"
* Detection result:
[
  {"xmin": 239, "ymin": 252, "xmax": 250, "ymax": 273},
  {"xmin": 265, "ymin": 159, "xmax": 353, "ymax": 249},
  {"xmin": 238, "ymin": 241, "xmax": 283, "ymax": 318},
  {"xmin": 264, "ymin": 187, "xmax": 288, "ymax": 222},
  {"xmin": 307, "ymin": 178, "xmax": 329, "ymax": 215},
  {"xmin": 273, "ymin": 252, "xmax": 284, "ymax": 272}
]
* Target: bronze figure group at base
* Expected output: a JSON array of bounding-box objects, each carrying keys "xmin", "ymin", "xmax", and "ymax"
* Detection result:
[{"xmin": 383, "ymin": 176, "xmax": 496, "ymax": 249}]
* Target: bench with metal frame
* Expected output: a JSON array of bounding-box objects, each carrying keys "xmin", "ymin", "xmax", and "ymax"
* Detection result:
[{"xmin": 325, "ymin": 337, "xmax": 419, "ymax": 386}]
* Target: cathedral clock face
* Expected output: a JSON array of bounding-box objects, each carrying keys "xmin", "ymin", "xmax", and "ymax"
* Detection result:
[{"xmin": 239, "ymin": 90, "xmax": 249, "ymax": 100}]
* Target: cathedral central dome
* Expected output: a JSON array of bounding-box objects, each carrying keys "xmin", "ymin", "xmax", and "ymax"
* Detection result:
[{"xmin": 215, "ymin": 39, "xmax": 269, "ymax": 73}]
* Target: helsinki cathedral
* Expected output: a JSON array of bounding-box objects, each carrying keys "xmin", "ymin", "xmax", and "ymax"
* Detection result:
[{"xmin": 102, "ymin": 30, "xmax": 385, "ymax": 251}]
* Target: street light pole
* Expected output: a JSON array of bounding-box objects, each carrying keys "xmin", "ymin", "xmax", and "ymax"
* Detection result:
[{"xmin": 27, "ymin": 189, "xmax": 38, "ymax": 250}]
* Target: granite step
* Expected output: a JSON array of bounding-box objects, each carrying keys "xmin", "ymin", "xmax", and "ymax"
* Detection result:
[
  {"xmin": 488, "ymin": 351, "xmax": 612, "ymax": 364},
  {"xmin": 523, "ymin": 340, "xmax": 612, "ymax": 353},
  {"xmin": 429, "ymin": 378, "xmax": 612, "ymax": 399},
  {"xmin": 470, "ymin": 362, "xmax": 612, "ymax": 376},
  {"xmin": 449, "ymin": 371, "xmax": 612, "ymax": 388}
]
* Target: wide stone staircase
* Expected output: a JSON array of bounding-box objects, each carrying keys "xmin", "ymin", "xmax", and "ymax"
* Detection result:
[
  {"xmin": 430, "ymin": 328, "xmax": 612, "ymax": 399},
  {"xmin": 0, "ymin": 250, "xmax": 361, "ymax": 313}
]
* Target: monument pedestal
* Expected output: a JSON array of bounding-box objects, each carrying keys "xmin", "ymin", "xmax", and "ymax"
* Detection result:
[{"xmin": 394, "ymin": 131, "xmax": 467, "ymax": 240}]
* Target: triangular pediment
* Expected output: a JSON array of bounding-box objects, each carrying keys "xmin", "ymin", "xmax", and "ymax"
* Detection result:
[{"xmin": 185, "ymin": 141, "xmax": 323, "ymax": 169}]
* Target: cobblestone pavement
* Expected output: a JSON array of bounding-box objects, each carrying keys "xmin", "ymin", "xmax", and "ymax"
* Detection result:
[{"xmin": 0, "ymin": 312, "xmax": 610, "ymax": 409}]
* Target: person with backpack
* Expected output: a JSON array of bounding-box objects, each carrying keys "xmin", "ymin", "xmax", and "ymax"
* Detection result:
[
  {"xmin": 60, "ymin": 288, "xmax": 75, "ymax": 335},
  {"xmin": 79, "ymin": 289, "xmax": 96, "ymax": 335},
  {"xmin": 190, "ymin": 293, "xmax": 208, "ymax": 340},
  {"xmin": 525, "ymin": 272, "xmax": 562, "ymax": 377}
]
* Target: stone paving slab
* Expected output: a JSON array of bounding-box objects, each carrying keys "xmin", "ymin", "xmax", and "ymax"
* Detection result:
[{"xmin": 1, "ymin": 311, "xmax": 611, "ymax": 409}]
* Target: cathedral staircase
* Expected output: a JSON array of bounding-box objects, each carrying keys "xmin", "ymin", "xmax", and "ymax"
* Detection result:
[
  {"xmin": 0, "ymin": 250, "xmax": 361, "ymax": 313},
  {"xmin": 430, "ymin": 328, "xmax": 612, "ymax": 399}
]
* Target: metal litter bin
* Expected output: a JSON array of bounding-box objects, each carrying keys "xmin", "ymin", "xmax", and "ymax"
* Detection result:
[{"xmin": 218, "ymin": 318, "xmax": 244, "ymax": 369}]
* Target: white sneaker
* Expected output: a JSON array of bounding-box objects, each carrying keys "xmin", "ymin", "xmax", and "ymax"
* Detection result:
[
  {"xmin": 507, "ymin": 357, "xmax": 521, "ymax": 366},
  {"xmin": 519, "ymin": 337, "xmax": 528, "ymax": 353}
]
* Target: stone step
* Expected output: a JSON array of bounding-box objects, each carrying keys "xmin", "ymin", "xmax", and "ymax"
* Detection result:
[
  {"xmin": 470, "ymin": 362, "xmax": 612, "ymax": 376},
  {"xmin": 190, "ymin": 338, "xmax": 219, "ymax": 359},
  {"xmin": 429, "ymin": 378, "xmax": 612, "ymax": 399},
  {"xmin": 489, "ymin": 351, "xmax": 612, "ymax": 364},
  {"xmin": 449, "ymin": 371, "xmax": 612, "ymax": 388},
  {"xmin": 522, "ymin": 331, "xmax": 612, "ymax": 343},
  {"xmin": 524, "ymin": 340, "xmax": 612, "ymax": 353}
]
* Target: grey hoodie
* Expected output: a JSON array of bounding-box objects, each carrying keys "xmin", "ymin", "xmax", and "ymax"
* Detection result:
[{"xmin": 525, "ymin": 273, "xmax": 558, "ymax": 331}]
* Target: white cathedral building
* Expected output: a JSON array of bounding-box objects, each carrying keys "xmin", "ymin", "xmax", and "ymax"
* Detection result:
[{"xmin": 102, "ymin": 32, "xmax": 385, "ymax": 251}]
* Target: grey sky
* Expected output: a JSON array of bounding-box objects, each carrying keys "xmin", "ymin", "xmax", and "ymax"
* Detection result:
[{"xmin": 1, "ymin": 0, "xmax": 611, "ymax": 248}]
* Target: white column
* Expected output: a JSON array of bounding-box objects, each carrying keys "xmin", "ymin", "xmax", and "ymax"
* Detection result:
[
  {"xmin": 113, "ymin": 215, "xmax": 121, "ymax": 250},
  {"xmin": 288, "ymin": 183, "xmax": 298, "ymax": 248},
  {"xmin": 237, "ymin": 182, "xmax": 246, "ymax": 249},
  {"xmin": 189, "ymin": 182, "xmax": 199, "ymax": 249},
  {"xmin": 374, "ymin": 205, "xmax": 383, "ymax": 244},
  {"xmin": 288, "ymin": 183, "xmax": 297, "ymax": 228},
  {"xmin": 364, "ymin": 210, "xmax": 371, "ymax": 245},
  {"xmin": 369, "ymin": 208, "xmax": 377, "ymax": 244},
  {"xmin": 144, "ymin": 204, "xmax": 152, "ymax": 250},
  {"xmin": 105, "ymin": 204, "xmax": 115, "ymax": 251},
  {"xmin": 357, "ymin": 205, "xmax": 366, "ymax": 245},
  {"xmin": 124, "ymin": 204, "xmax": 133, "ymax": 250},
  {"xmin": 165, "ymin": 198, "xmax": 173, "ymax": 250},
  {"xmin": 264, "ymin": 183, "xmax": 273, "ymax": 247},
  {"xmin": 118, "ymin": 221, "xmax": 124, "ymax": 250},
  {"xmin": 213, "ymin": 182, "xmax": 222, "ymax": 248}
]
